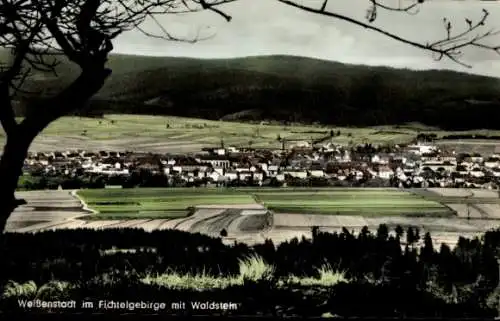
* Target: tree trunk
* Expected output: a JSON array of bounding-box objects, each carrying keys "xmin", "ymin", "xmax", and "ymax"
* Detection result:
[
  {"xmin": 0, "ymin": 67, "xmax": 111, "ymax": 233},
  {"xmin": 0, "ymin": 130, "xmax": 34, "ymax": 232}
]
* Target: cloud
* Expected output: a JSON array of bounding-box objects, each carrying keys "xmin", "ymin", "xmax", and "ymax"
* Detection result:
[{"xmin": 113, "ymin": 0, "xmax": 500, "ymax": 76}]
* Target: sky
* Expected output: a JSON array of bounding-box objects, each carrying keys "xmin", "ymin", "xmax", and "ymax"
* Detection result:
[{"xmin": 113, "ymin": 0, "xmax": 500, "ymax": 77}]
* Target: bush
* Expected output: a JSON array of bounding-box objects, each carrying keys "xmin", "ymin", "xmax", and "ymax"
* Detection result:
[
  {"xmin": 82, "ymin": 175, "xmax": 106, "ymax": 189},
  {"xmin": 18, "ymin": 175, "xmax": 48, "ymax": 190},
  {"xmin": 46, "ymin": 177, "xmax": 63, "ymax": 190},
  {"xmin": 61, "ymin": 177, "xmax": 83, "ymax": 189},
  {"xmin": 107, "ymin": 175, "xmax": 127, "ymax": 187}
]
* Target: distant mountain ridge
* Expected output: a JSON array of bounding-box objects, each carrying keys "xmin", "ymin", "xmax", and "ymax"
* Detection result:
[{"xmin": 7, "ymin": 52, "xmax": 500, "ymax": 130}]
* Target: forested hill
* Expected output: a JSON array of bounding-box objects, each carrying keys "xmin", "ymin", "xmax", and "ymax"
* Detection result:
[{"xmin": 15, "ymin": 53, "xmax": 500, "ymax": 130}]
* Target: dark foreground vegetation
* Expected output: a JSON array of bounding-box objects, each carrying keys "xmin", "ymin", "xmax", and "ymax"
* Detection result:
[
  {"xmin": 12, "ymin": 54, "xmax": 500, "ymax": 131},
  {"xmin": 2, "ymin": 225, "xmax": 500, "ymax": 317}
]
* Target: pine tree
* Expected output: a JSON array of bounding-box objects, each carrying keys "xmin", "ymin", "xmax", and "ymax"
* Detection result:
[
  {"xmin": 377, "ymin": 224, "xmax": 389, "ymax": 241},
  {"xmin": 414, "ymin": 227, "xmax": 421, "ymax": 244},
  {"xmin": 420, "ymin": 232, "xmax": 434, "ymax": 263},
  {"xmin": 406, "ymin": 226, "xmax": 416, "ymax": 247},
  {"xmin": 395, "ymin": 225, "xmax": 404, "ymax": 240}
]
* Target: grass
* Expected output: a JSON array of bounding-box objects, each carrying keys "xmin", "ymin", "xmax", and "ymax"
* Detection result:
[
  {"xmin": 2, "ymin": 114, "xmax": 418, "ymax": 148},
  {"xmin": 281, "ymin": 263, "xmax": 348, "ymax": 287},
  {"xmin": 141, "ymin": 254, "xmax": 347, "ymax": 291},
  {"xmin": 6, "ymin": 115, "xmax": 500, "ymax": 153},
  {"xmin": 258, "ymin": 190, "xmax": 450, "ymax": 216},
  {"xmin": 2, "ymin": 280, "xmax": 73, "ymax": 300},
  {"xmin": 77, "ymin": 188, "xmax": 257, "ymax": 219},
  {"xmin": 2, "ymin": 255, "xmax": 347, "ymax": 303},
  {"xmin": 77, "ymin": 187, "xmax": 453, "ymax": 219}
]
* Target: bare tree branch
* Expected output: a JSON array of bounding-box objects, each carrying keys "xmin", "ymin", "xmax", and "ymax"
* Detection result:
[
  {"xmin": 197, "ymin": 0, "xmax": 232, "ymax": 21},
  {"xmin": 0, "ymin": 0, "xmax": 237, "ymax": 138},
  {"xmin": 369, "ymin": 0, "xmax": 421, "ymax": 15},
  {"xmin": 0, "ymin": 0, "xmax": 237, "ymax": 226},
  {"xmin": 20, "ymin": 68, "xmax": 113, "ymax": 136},
  {"xmin": 277, "ymin": 0, "xmax": 500, "ymax": 68},
  {"xmin": 136, "ymin": 16, "xmax": 215, "ymax": 43}
]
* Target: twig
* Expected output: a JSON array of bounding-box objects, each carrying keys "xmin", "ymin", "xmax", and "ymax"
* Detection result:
[{"xmin": 277, "ymin": 0, "xmax": 500, "ymax": 68}]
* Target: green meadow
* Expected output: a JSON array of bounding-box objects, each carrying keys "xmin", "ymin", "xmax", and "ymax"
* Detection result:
[{"xmin": 77, "ymin": 187, "xmax": 453, "ymax": 219}]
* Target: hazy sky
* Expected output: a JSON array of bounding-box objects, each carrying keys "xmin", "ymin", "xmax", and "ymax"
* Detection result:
[{"xmin": 113, "ymin": 0, "xmax": 500, "ymax": 77}]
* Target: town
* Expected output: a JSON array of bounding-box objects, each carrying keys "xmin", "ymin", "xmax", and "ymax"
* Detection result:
[{"xmin": 18, "ymin": 137, "xmax": 500, "ymax": 191}]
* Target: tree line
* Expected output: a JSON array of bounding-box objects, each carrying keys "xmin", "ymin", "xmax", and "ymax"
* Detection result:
[
  {"xmin": 58, "ymin": 56, "xmax": 500, "ymax": 131},
  {"xmin": 2, "ymin": 225, "xmax": 500, "ymax": 316}
]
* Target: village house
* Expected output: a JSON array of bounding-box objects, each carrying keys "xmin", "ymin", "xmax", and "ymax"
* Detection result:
[
  {"xmin": 484, "ymin": 155, "xmax": 500, "ymax": 169},
  {"xmin": 238, "ymin": 170, "xmax": 253, "ymax": 181},
  {"xmin": 253, "ymin": 172, "xmax": 264, "ymax": 182},
  {"xmin": 258, "ymin": 162, "xmax": 268, "ymax": 172},
  {"xmin": 470, "ymin": 153, "xmax": 484, "ymax": 163},
  {"xmin": 421, "ymin": 161, "xmax": 455, "ymax": 173},
  {"xmin": 371, "ymin": 154, "xmax": 390, "ymax": 165},
  {"xmin": 377, "ymin": 165, "xmax": 394, "ymax": 180},
  {"xmin": 196, "ymin": 155, "xmax": 231, "ymax": 169},
  {"xmin": 469, "ymin": 165, "xmax": 485, "ymax": 178},
  {"xmin": 406, "ymin": 142, "xmax": 437, "ymax": 155},
  {"xmin": 395, "ymin": 167, "xmax": 408, "ymax": 181},
  {"xmin": 341, "ymin": 150, "xmax": 351, "ymax": 163},
  {"xmin": 320, "ymin": 142, "xmax": 336, "ymax": 153},
  {"xmin": 456, "ymin": 164, "xmax": 469, "ymax": 176},
  {"xmin": 308, "ymin": 164, "xmax": 325, "ymax": 177},
  {"xmin": 460, "ymin": 153, "xmax": 484, "ymax": 164},
  {"xmin": 213, "ymin": 148, "xmax": 226, "ymax": 156},
  {"xmin": 204, "ymin": 170, "xmax": 221, "ymax": 183},
  {"xmin": 168, "ymin": 157, "xmax": 209, "ymax": 175},
  {"xmin": 87, "ymin": 163, "xmax": 129, "ymax": 176},
  {"xmin": 439, "ymin": 152, "xmax": 457, "ymax": 163},
  {"xmin": 283, "ymin": 169, "xmax": 308, "ymax": 179},
  {"xmin": 459, "ymin": 158, "xmax": 474, "ymax": 170},
  {"xmin": 266, "ymin": 165, "xmax": 279, "ymax": 176},
  {"xmin": 65, "ymin": 151, "xmax": 81, "ymax": 159},
  {"xmin": 452, "ymin": 172, "xmax": 466, "ymax": 183},
  {"xmin": 275, "ymin": 173, "xmax": 285, "ymax": 182},
  {"xmin": 18, "ymin": 136, "xmax": 500, "ymax": 190},
  {"xmin": 224, "ymin": 171, "xmax": 239, "ymax": 181},
  {"xmin": 490, "ymin": 167, "xmax": 500, "ymax": 178}
]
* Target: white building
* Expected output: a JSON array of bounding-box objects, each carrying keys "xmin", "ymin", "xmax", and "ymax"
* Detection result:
[
  {"xmin": 309, "ymin": 170, "xmax": 325, "ymax": 177},
  {"xmin": 407, "ymin": 143, "xmax": 436, "ymax": 155},
  {"xmin": 491, "ymin": 168, "xmax": 500, "ymax": 177},
  {"xmin": 276, "ymin": 174, "xmax": 285, "ymax": 182},
  {"xmin": 377, "ymin": 166, "xmax": 394, "ymax": 180},
  {"xmin": 469, "ymin": 168, "xmax": 485, "ymax": 178},
  {"xmin": 284, "ymin": 170, "xmax": 308, "ymax": 179},
  {"xmin": 215, "ymin": 148, "xmax": 226, "ymax": 155},
  {"xmin": 225, "ymin": 172, "xmax": 238, "ymax": 180},
  {"xmin": 484, "ymin": 156, "xmax": 500, "ymax": 169}
]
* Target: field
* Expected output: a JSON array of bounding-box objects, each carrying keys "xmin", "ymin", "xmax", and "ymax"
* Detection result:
[
  {"xmin": 6, "ymin": 190, "xmax": 89, "ymax": 232},
  {"xmin": 76, "ymin": 187, "xmax": 452, "ymax": 219},
  {"xmin": 419, "ymin": 188, "xmax": 500, "ymax": 220},
  {"xmin": 3, "ymin": 115, "xmax": 500, "ymax": 154},
  {"xmin": 77, "ymin": 188, "xmax": 257, "ymax": 219},
  {"xmin": 255, "ymin": 189, "xmax": 450, "ymax": 216},
  {"xmin": 7, "ymin": 187, "xmax": 500, "ymax": 248},
  {"xmin": 434, "ymin": 139, "xmax": 500, "ymax": 155},
  {"xmin": 1, "ymin": 115, "xmax": 420, "ymax": 152}
]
